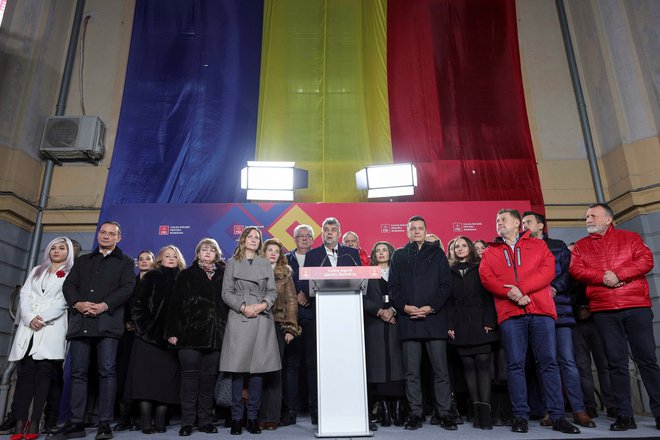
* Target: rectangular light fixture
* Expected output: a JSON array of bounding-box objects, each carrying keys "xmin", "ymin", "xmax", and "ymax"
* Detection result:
[
  {"xmin": 356, "ymin": 163, "xmax": 417, "ymax": 198},
  {"xmin": 241, "ymin": 161, "xmax": 308, "ymax": 201}
]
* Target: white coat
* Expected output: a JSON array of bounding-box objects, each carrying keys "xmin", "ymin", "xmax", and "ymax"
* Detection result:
[{"xmin": 8, "ymin": 266, "xmax": 68, "ymax": 361}]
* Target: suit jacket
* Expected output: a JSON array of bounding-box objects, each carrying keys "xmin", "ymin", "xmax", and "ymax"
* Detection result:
[
  {"xmin": 10, "ymin": 266, "xmax": 69, "ymax": 361},
  {"xmin": 302, "ymin": 244, "xmax": 362, "ymax": 298}
]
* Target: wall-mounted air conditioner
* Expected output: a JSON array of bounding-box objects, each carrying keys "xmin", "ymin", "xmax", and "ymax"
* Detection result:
[{"xmin": 39, "ymin": 116, "xmax": 106, "ymax": 165}]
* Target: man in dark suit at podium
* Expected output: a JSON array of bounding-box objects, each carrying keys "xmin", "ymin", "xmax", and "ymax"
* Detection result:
[{"xmin": 302, "ymin": 217, "xmax": 361, "ymax": 424}]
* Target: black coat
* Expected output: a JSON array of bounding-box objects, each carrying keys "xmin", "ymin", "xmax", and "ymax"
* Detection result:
[
  {"xmin": 363, "ymin": 277, "xmax": 404, "ymax": 383},
  {"xmin": 63, "ymin": 246, "xmax": 135, "ymax": 339},
  {"xmin": 166, "ymin": 261, "xmax": 228, "ymax": 350},
  {"xmin": 448, "ymin": 262, "xmax": 498, "ymax": 347},
  {"xmin": 389, "ymin": 240, "xmax": 451, "ymax": 341},
  {"xmin": 131, "ymin": 266, "xmax": 179, "ymax": 348}
]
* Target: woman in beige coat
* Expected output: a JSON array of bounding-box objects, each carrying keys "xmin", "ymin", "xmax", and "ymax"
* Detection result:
[{"xmin": 220, "ymin": 227, "xmax": 281, "ymax": 435}]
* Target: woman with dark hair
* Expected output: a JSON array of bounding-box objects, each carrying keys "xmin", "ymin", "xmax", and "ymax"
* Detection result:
[
  {"xmin": 473, "ymin": 240, "xmax": 488, "ymax": 259},
  {"xmin": 115, "ymin": 249, "xmax": 155, "ymax": 432},
  {"xmin": 167, "ymin": 238, "xmax": 228, "ymax": 437},
  {"xmin": 220, "ymin": 227, "xmax": 281, "ymax": 435},
  {"xmin": 126, "ymin": 245, "xmax": 186, "ymax": 434},
  {"xmin": 363, "ymin": 241, "xmax": 406, "ymax": 428},
  {"xmin": 447, "ymin": 236, "xmax": 498, "ymax": 430},
  {"xmin": 257, "ymin": 238, "xmax": 301, "ymax": 430},
  {"xmin": 8, "ymin": 237, "xmax": 74, "ymax": 440}
]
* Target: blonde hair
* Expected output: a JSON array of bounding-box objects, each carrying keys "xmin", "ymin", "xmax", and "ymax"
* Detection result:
[
  {"xmin": 155, "ymin": 245, "xmax": 187, "ymax": 270},
  {"xmin": 195, "ymin": 238, "xmax": 223, "ymax": 263},
  {"xmin": 232, "ymin": 226, "xmax": 263, "ymax": 261}
]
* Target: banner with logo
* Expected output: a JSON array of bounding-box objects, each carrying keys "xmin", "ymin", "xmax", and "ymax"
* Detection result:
[{"xmin": 103, "ymin": 200, "xmax": 530, "ymax": 264}]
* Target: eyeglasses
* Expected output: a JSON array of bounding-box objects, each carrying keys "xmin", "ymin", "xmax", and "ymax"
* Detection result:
[{"xmin": 295, "ymin": 235, "xmax": 313, "ymax": 240}]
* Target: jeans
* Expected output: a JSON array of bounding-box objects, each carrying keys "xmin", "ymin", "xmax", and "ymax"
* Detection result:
[
  {"xmin": 572, "ymin": 318, "xmax": 615, "ymax": 412},
  {"xmin": 402, "ymin": 339, "xmax": 451, "ymax": 417},
  {"xmin": 593, "ymin": 308, "xmax": 660, "ymax": 417},
  {"xmin": 259, "ymin": 325, "xmax": 287, "ymax": 422},
  {"xmin": 177, "ymin": 349, "xmax": 220, "ymax": 426},
  {"xmin": 231, "ymin": 373, "xmax": 264, "ymax": 420},
  {"xmin": 555, "ymin": 326, "xmax": 585, "ymax": 412},
  {"xmin": 501, "ymin": 315, "xmax": 564, "ymax": 420},
  {"xmin": 69, "ymin": 337, "xmax": 119, "ymax": 423}
]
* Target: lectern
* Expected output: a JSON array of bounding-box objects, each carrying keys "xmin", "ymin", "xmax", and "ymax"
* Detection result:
[{"xmin": 299, "ymin": 266, "xmax": 381, "ymax": 438}]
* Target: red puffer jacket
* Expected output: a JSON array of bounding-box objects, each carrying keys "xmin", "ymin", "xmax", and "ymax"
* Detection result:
[
  {"xmin": 569, "ymin": 225, "xmax": 654, "ymax": 312},
  {"xmin": 479, "ymin": 230, "xmax": 556, "ymax": 324}
]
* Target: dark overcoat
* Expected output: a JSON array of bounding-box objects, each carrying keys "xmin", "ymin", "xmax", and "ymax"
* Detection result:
[
  {"xmin": 63, "ymin": 246, "xmax": 135, "ymax": 339},
  {"xmin": 363, "ymin": 277, "xmax": 404, "ymax": 383},
  {"xmin": 389, "ymin": 240, "xmax": 451, "ymax": 341},
  {"xmin": 165, "ymin": 261, "xmax": 227, "ymax": 350},
  {"xmin": 131, "ymin": 266, "xmax": 179, "ymax": 348},
  {"xmin": 447, "ymin": 262, "xmax": 499, "ymax": 347}
]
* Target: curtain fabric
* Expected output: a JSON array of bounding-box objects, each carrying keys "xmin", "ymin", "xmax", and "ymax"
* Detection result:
[{"xmin": 387, "ymin": 0, "xmax": 544, "ymax": 212}]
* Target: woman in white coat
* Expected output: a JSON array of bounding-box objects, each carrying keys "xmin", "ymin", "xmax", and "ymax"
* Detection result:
[
  {"xmin": 220, "ymin": 227, "xmax": 281, "ymax": 435},
  {"xmin": 8, "ymin": 236, "xmax": 74, "ymax": 440}
]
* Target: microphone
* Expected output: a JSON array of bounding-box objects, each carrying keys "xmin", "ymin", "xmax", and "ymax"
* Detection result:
[{"xmin": 337, "ymin": 247, "xmax": 360, "ymax": 267}]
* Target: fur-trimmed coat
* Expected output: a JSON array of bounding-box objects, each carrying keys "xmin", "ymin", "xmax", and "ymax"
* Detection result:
[
  {"xmin": 131, "ymin": 266, "xmax": 179, "ymax": 348},
  {"xmin": 220, "ymin": 256, "xmax": 281, "ymax": 373},
  {"xmin": 166, "ymin": 261, "xmax": 227, "ymax": 350},
  {"xmin": 272, "ymin": 264, "xmax": 301, "ymax": 337}
]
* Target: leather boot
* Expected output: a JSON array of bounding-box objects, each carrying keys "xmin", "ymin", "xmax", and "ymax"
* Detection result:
[
  {"xmin": 472, "ymin": 403, "xmax": 482, "ymax": 429},
  {"xmin": 380, "ymin": 401, "xmax": 392, "ymax": 427},
  {"xmin": 154, "ymin": 405, "xmax": 168, "ymax": 432},
  {"xmin": 392, "ymin": 400, "xmax": 406, "ymax": 427},
  {"xmin": 480, "ymin": 402, "xmax": 493, "ymax": 430}
]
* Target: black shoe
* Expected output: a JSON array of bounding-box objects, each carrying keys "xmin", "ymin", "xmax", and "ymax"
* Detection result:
[
  {"xmin": 43, "ymin": 415, "xmax": 60, "ymax": 434},
  {"xmin": 155, "ymin": 426, "xmax": 167, "ymax": 433},
  {"xmin": 610, "ymin": 415, "xmax": 636, "ymax": 431},
  {"xmin": 48, "ymin": 422, "xmax": 86, "ymax": 440},
  {"xmin": 369, "ymin": 421, "xmax": 378, "ymax": 431},
  {"xmin": 439, "ymin": 415, "xmax": 458, "ymax": 431},
  {"xmin": 511, "ymin": 417, "xmax": 528, "ymax": 433},
  {"xmin": 199, "ymin": 423, "xmax": 218, "ymax": 434},
  {"xmin": 380, "ymin": 401, "xmax": 392, "ymax": 427},
  {"xmin": 429, "ymin": 411, "xmax": 441, "ymax": 425},
  {"xmin": 179, "ymin": 425, "xmax": 193, "ymax": 436},
  {"xmin": 141, "ymin": 427, "xmax": 155, "ymax": 434},
  {"xmin": 230, "ymin": 420, "xmax": 242, "ymax": 435},
  {"xmin": 404, "ymin": 414, "xmax": 422, "ymax": 431},
  {"xmin": 552, "ymin": 417, "xmax": 580, "ymax": 434},
  {"xmin": 112, "ymin": 419, "xmax": 131, "ymax": 432},
  {"xmin": 95, "ymin": 423, "xmax": 113, "ymax": 440},
  {"xmin": 310, "ymin": 411, "xmax": 318, "ymax": 425},
  {"xmin": 246, "ymin": 419, "xmax": 261, "ymax": 434},
  {"xmin": 280, "ymin": 411, "xmax": 297, "ymax": 426}
]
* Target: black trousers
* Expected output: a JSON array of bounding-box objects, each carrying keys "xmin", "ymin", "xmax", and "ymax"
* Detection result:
[
  {"xmin": 177, "ymin": 349, "xmax": 220, "ymax": 426},
  {"xmin": 14, "ymin": 355, "xmax": 60, "ymax": 425}
]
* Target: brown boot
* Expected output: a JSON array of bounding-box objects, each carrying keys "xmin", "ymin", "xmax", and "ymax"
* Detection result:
[{"xmin": 574, "ymin": 411, "xmax": 596, "ymax": 428}]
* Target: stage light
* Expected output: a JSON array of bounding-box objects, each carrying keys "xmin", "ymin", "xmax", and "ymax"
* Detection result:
[
  {"xmin": 355, "ymin": 163, "xmax": 418, "ymax": 198},
  {"xmin": 241, "ymin": 161, "xmax": 308, "ymax": 201}
]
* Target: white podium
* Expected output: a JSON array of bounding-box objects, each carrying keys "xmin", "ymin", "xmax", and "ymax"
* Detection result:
[{"xmin": 300, "ymin": 266, "xmax": 380, "ymax": 438}]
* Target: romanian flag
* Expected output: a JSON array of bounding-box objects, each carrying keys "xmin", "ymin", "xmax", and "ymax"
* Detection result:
[{"xmin": 104, "ymin": 0, "xmax": 543, "ymax": 214}]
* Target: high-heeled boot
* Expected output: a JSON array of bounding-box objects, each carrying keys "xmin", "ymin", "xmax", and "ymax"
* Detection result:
[
  {"xmin": 472, "ymin": 403, "xmax": 482, "ymax": 429},
  {"xmin": 392, "ymin": 400, "xmax": 407, "ymax": 427},
  {"xmin": 480, "ymin": 402, "xmax": 493, "ymax": 430},
  {"xmin": 380, "ymin": 401, "xmax": 392, "ymax": 427}
]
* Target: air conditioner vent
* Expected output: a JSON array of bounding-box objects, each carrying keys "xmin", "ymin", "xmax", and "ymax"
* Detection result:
[{"xmin": 40, "ymin": 116, "xmax": 105, "ymax": 165}]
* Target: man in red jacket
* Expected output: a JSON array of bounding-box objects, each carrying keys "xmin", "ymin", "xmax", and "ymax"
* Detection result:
[
  {"xmin": 479, "ymin": 209, "xmax": 580, "ymax": 434},
  {"xmin": 569, "ymin": 203, "xmax": 659, "ymax": 431}
]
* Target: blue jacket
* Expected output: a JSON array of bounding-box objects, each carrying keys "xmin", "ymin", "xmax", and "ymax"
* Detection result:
[{"xmin": 544, "ymin": 236, "xmax": 574, "ymax": 327}]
